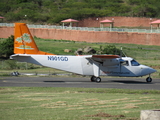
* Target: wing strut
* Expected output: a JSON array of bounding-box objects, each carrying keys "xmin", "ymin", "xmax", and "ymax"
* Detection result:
[{"xmin": 93, "ymin": 61, "xmax": 100, "ymax": 77}]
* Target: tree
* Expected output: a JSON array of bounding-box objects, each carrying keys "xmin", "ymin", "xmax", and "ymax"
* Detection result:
[
  {"xmin": 1, "ymin": 0, "xmax": 160, "ymax": 23},
  {"xmin": 100, "ymin": 45, "xmax": 122, "ymax": 56},
  {"xmin": 0, "ymin": 35, "xmax": 14, "ymax": 58}
]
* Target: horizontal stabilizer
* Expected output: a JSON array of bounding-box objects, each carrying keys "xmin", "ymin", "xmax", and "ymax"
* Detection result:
[
  {"xmin": 11, "ymin": 54, "xmax": 31, "ymax": 57},
  {"xmin": 10, "ymin": 54, "xmax": 31, "ymax": 59}
]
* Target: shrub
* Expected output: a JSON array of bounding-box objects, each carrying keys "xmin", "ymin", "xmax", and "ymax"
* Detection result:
[
  {"xmin": 3, "ymin": 60, "xmax": 17, "ymax": 70},
  {"xmin": 0, "ymin": 35, "xmax": 14, "ymax": 58},
  {"xmin": 100, "ymin": 45, "xmax": 122, "ymax": 55}
]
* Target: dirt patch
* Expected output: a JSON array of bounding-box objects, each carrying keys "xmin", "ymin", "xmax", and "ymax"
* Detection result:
[
  {"xmin": 83, "ymin": 98, "xmax": 99, "ymax": 102},
  {"xmin": 85, "ymin": 112, "xmax": 125, "ymax": 118},
  {"xmin": 0, "ymin": 101, "xmax": 19, "ymax": 103},
  {"xmin": 124, "ymin": 104, "xmax": 139, "ymax": 109}
]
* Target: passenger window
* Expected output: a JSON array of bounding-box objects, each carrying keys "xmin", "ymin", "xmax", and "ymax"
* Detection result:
[
  {"xmin": 131, "ymin": 60, "xmax": 140, "ymax": 66},
  {"xmin": 121, "ymin": 61, "xmax": 129, "ymax": 66}
]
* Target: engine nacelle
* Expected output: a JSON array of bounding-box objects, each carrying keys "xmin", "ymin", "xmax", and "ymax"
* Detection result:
[{"xmin": 102, "ymin": 58, "xmax": 120, "ymax": 66}]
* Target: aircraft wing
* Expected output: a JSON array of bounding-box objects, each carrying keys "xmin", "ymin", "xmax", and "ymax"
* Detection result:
[
  {"xmin": 92, "ymin": 55, "xmax": 120, "ymax": 59},
  {"xmin": 85, "ymin": 54, "xmax": 120, "ymax": 69},
  {"xmin": 85, "ymin": 55, "xmax": 120, "ymax": 77},
  {"xmin": 86, "ymin": 55, "xmax": 120, "ymax": 62}
]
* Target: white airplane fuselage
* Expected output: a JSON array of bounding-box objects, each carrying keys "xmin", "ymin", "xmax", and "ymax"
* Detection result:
[
  {"xmin": 11, "ymin": 23, "xmax": 157, "ymax": 83},
  {"xmin": 11, "ymin": 54, "xmax": 156, "ymax": 77}
]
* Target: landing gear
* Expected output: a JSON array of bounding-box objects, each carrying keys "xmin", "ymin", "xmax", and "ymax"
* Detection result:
[
  {"xmin": 146, "ymin": 77, "xmax": 152, "ymax": 83},
  {"xmin": 91, "ymin": 76, "xmax": 96, "ymax": 82},
  {"xmin": 96, "ymin": 77, "xmax": 101, "ymax": 83},
  {"xmin": 91, "ymin": 76, "xmax": 101, "ymax": 83}
]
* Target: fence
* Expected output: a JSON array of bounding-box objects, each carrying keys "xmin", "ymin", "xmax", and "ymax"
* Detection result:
[{"xmin": 0, "ymin": 23, "xmax": 160, "ymax": 33}]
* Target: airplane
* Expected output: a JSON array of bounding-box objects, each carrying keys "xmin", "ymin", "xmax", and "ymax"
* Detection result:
[{"xmin": 10, "ymin": 23, "xmax": 157, "ymax": 83}]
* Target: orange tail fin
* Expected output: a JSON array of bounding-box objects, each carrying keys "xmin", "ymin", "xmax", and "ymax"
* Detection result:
[{"xmin": 14, "ymin": 23, "xmax": 55, "ymax": 55}]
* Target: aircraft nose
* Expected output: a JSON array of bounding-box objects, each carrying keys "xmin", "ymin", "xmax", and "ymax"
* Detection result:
[{"xmin": 141, "ymin": 66, "xmax": 157, "ymax": 76}]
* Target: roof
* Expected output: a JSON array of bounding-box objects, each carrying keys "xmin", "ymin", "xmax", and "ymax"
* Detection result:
[
  {"xmin": 100, "ymin": 19, "xmax": 113, "ymax": 23},
  {"xmin": 0, "ymin": 16, "xmax": 4, "ymax": 19},
  {"xmin": 150, "ymin": 19, "xmax": 160, "ymax": 24},
  {"xmin": 61, "ymin": 18, "xmax": 79, "ymax": 23}
]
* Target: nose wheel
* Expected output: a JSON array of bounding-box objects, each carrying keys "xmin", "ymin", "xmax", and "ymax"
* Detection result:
[
  {"xmin": 91, "ymin": 76, "xmax": 101, "ymax": 83},
  {"xmin": 146, "ymin": 77, "xmax": 152, "ymax": 83}
]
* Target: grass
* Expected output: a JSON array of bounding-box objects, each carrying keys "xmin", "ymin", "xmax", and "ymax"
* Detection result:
[{"xmin": 0, "ymin": 87, "xmax": 160, "ymax": 120}]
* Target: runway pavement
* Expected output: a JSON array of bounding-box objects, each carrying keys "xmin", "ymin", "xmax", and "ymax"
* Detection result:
[{"xmin": 0, "ymin": 77, "xmax": 160, "ymax": 90}]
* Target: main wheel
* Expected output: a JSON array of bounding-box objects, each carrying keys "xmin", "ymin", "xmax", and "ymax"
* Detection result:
[
  {"xmin": 146, "ymin": 77, "xmax": 152, "ymax": 83},
  {"xmin": 95, "ymin": 77, "xmax": 101, "ymax": 83},
  {"xmin": 91, "ymin": 76, "xmax": 96, "ymax": 82}
]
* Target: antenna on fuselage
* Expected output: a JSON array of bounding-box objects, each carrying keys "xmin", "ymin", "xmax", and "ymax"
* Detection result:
[{"xmin": 120, "ymin": 47, "xmax": 127, "ymax": 57}]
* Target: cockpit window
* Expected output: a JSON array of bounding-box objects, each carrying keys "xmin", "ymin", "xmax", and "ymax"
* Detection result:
[{"xmin": 131, "ymin": 60, "xmax": 140, "ymax": 66}]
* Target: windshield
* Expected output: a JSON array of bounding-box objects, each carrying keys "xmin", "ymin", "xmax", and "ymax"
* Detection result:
[{"xmin": 131, "ymin": 59, "xmax": 140, "ymax": 66}]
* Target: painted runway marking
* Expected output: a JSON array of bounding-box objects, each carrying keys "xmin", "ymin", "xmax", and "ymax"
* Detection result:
[{"xmin": 65, "ymin": 82, "xmax": 83, "ymax": 84}]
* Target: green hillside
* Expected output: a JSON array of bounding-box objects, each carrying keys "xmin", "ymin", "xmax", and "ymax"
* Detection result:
[{"xmin": 1, "ymin": 0, "xmax": 160, "ymax": 24}]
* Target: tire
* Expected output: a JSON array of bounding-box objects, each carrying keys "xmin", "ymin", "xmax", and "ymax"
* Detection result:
[
  {"xmin": 146, "ymin": 77, "xmax": 152, "ymax": 83},
  {"xmin": 96, "ymin": 77, "xmax": 101, "ymax": 83},
  {"xmin": 91, "ymin": 76, "xmax": 96, "ymax": 82}
]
